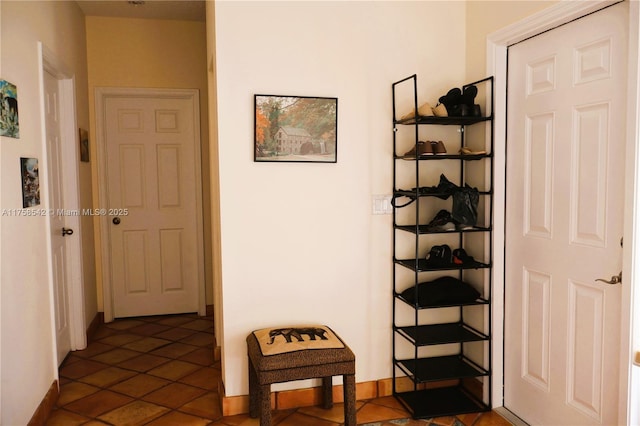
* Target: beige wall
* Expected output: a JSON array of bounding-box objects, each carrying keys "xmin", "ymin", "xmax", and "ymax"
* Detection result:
[
  {"xmin": 85, "ymin": 16, "xmax": 212, "ymax": 310},
  {"xmin": 465, "ymin": 0, "xmax": 559, "ymax": 81},
  {"xmin": 0, "ymin": 1, "xmax": 90, "ymax": 423},
  {"xmin": 212, "ymin": 0, "xmax": 572, "ymax": 399},
  {"xmin": 214, "ymin": 0, "xmax": 468, "ymax": 397}
]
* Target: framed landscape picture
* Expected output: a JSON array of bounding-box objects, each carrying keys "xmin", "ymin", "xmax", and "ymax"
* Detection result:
[{"xmin": 254, "ymin": 94, "xmax": 337, "ymax": 163}]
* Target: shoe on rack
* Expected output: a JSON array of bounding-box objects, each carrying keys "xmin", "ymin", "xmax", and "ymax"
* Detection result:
[
  {"xmin": 438, "ymin": 88, "xmax": 462, "ymax": 114},
  {"xmin": 461, "ymin": 85, "xmax": 478, "ymax": 108},
  {"xmin": 456, "ymin": 222, "xmax": 475, "ymax": 231},
  {"xmin": 425, "ymin": 210, "xmax": 456, "ymax": 231},
  {"xmin": 403, "ymin": 141, "xmax": 433, "ymax": 158},
  {"xmin": 417, "ymin": 103, "xmax": 435, "ymax": 117},
  {"xmin": 460, "ymin": 104, "xmax": 483, "ymax": 117},
  {"xmin": 400, "ymin": 102, "xmax": 435, "ymax": 120},
  {"xmin": 452, "ymin": 248, "xmax": 477, "ymax": 266},
  {"xmin": 459, "ymin": 147, "xmax": 487, "ymax": 155},
  {"xmin": 431, "ymin": 140, "xmax": 447, "ymax": 155},
  {"xmin": 461, "ymin": 85, "xmax": 482, "ymax": 117},
  {"xmin": 438, "ymin": 85, "xmax": 482, "ymax": 117},
  {"xmin": 433, "ymin": 103, "xmax": 448, "ymax": 117},
  {"xmin": 425, "ymin": 244, "xmax": 452, "ymax": 267}
]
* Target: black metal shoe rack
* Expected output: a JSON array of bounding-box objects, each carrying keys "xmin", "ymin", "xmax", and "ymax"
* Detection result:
[{"xmin": 391, "ymin": 75, "xmax": 494, "ymax": 419}]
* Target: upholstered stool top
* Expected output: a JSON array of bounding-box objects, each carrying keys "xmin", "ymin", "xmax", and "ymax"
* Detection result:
[
  {"xmin": 252, "ymin": 325, "xmax": 345, "ymax": 356},
  {"xmin": 247, "ymin": 325, "xmax": 354, "ymax": 372}
]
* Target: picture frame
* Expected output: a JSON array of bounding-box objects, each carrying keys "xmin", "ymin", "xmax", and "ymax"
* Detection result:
[
  {"xmin": 20, "ymin": 157, "xmax": 40, "ymax": 207},
  {"xmin": 254, "ymin": 94, "xmax": 337, "ymax": 163},
  {"xmin": 79, "ymin": 128, "xmax": 89, "ymax": 162},
  {"xmin": 0, "ymin": 79, "xmax": 19, "ymax": 139}
]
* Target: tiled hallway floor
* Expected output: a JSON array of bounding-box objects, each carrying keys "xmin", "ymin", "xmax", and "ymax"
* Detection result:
[{"xmin": 47, "ymin": 314, "xmax": 512, "ymax": 425}]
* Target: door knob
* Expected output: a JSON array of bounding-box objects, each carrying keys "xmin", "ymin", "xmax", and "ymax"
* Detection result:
[
  {"xmin": 61, "ymin": 227, "xmax": 74, "ymax": 237},
  {"xmin": 596, "ymin": 271, "xmax": 622, "ymax": 285},
  {"xmin": 112, "ymin": 217, "xmax": 121, "ymax": 225}
]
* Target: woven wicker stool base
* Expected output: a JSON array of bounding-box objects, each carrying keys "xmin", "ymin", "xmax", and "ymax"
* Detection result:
[{"xmin": 246, "ymin": 327, "xmax": 356, "ymax": 426}]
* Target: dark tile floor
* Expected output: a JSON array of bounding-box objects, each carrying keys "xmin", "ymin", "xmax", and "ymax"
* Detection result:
[{"xmin": 46, "ymin": 313, "xmax": 512, "ymax": 425}]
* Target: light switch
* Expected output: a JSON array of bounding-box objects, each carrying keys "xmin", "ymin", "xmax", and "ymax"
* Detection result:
[{"xmin": 372, "ymin": 195, "xmax": 393, "ymax": 215}]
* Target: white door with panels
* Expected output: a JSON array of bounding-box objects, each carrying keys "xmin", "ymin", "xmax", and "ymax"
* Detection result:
[
  {"xmin": 104, "ymin": 92, "xmax": 203, "ymax": 318},
  {"xmin": 505, "ymin": 3, "xmax": 627, "ymax": 425},
  {"xmin": 44, "ymin": 70, "xmax": 72, "ymax": 365}
]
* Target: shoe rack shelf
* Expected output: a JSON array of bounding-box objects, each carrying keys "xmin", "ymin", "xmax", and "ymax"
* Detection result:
[
  {"xmin": 395, "ymin": 259, "xmax": 490, "ymax": 273},
  {"xmin": 397, "ymin": 153, "xmax": 491, "ymax": 161},
  {"xmin": 395, "ymin": 115, "xmax": 491, "ymax": 126},
  {"xmin": 391, "ymin": 74, "xmax": 494, "ymax": 419}
]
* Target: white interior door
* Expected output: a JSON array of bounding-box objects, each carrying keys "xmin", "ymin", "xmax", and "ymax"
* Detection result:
[
  {"xmin": 44, "ymin": 70, "xmax": 71, "ymax": 365},
  {"xmin": 105, "ymin": 93, "xmax": 203, "ymax": 318},
  {"xmin": 504, "ymin": 3, "xmax": 628, "ymax": 425}
]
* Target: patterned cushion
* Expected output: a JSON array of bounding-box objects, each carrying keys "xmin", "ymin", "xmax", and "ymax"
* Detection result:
[{"xmin": 253, "ymin": 325, "xmax": 345, "ymax": 356}]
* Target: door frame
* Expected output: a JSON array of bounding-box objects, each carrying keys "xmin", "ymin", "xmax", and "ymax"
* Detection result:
[
  {"xmin": 95, "ymin": 87, "xmax": 206, "ymax": 322},
  {"xmin": 38, "ymin": 43, "xmax": 87, "ymax": 366},
  {"xmin": 487, "ymin": 0, "xmax": 640, "ymax": 423}
]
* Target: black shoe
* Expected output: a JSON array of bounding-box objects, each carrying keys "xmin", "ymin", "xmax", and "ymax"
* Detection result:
[
  {"xmin": 425, "ymin": 244, "xmax": 452, "ymax": 267},
  {"xmin": 438, "ymin": 88, "xmax": 462, "ymax": 116},
  {"xmin": 452, "ymin": 248, "xmax": 480, "ymax": 267},
  {"xmin": 461, "ymin": 85, "xmax": 478, "ymax": 108},
  {"xmin": 426, "ymin": 210, "xmax": 456, "ymax": 231}
]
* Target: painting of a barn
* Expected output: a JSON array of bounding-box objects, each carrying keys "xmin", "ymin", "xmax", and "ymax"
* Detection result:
[{"xmin": 255, "ymin": 94, "xmax": 337, "ymax": 163}]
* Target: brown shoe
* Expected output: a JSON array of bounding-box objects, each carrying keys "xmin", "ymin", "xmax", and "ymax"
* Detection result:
[
  {"xmin": 403, "ymin": 141, "xmax": 433, "ymax": 158},
  {"xmin": 431, "ymin": 140, "xmax": 447, "ymax": 155}
]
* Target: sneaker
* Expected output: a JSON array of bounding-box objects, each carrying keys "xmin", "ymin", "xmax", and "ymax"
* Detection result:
[
  {"xmin": 426, "ymin": 210, "xmax": 456, "ymax": 231},
  {"xmin": 456, "ymin": 223, "xmax": 475, "ymax": 231},
  {"xmin": 452, "ymin": 248, "xmax": 478, "ymax": 266}
]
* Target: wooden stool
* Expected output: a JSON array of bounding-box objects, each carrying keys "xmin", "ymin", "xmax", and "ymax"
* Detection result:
[{"xmin": 246, "ymin": 325, "xmax": 356, "ymax": 426}]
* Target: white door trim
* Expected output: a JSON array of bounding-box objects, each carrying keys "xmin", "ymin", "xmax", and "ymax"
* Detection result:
[
  {"xmin": 95, "ymin": 87, "xmax": 206, "ymax": 322},
  {"xmin": 487, "ymin": 1, "xmax": 640, "ymax": 423},
  {"xmin": 38, "ymin": 43, "xmax": 87, "ymax": 366}
]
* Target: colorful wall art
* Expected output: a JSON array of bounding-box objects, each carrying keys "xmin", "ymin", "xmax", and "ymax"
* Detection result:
[
  {"xmin": 0, "ymin": 80, "xmax": 19, "ymax": 138},
  {"xmin": 20, "ymin": 157, "xmax": 40, "ymax": 207}
]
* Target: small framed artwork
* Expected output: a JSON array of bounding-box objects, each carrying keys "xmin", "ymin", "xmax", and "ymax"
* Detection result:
[
  {"xmin": 254, "ymin": 94, "xmax": 337, "ymax": 163},
  {"xmin": 79, "ymin": 128, "xmax": 89, "ymax": 162},
  {"xmin": 20, "ymin": 157, "xmax": 40, "ymax": 207},
  {"xmin": 0, "ymin": 79, "xmax": 19, "ymax": 138}
]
